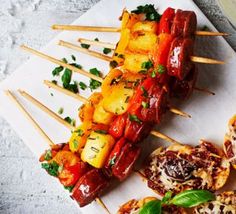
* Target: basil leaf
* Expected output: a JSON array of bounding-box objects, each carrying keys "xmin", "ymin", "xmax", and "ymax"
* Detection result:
[
  {"xmin": 170, "ymin": 190, "xmax": 215, "ymax": 208},
  {"xmin": 89, "ymin": 68, "xmax": 102, "ymax": 90},
  {"xmin": 52, "ymin": 66, "xmax": 63, "ymax": 76},
  {"xmin": 139, "ymin": 200, "xmax": 161, "ymax": 214},
  {"xmin": 161, "ymin": 191, "xmax": 173, "ymax": 205}
]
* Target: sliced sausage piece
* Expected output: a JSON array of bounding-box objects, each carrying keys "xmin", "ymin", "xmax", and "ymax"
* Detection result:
[
  {"xmin": 71, "ymin": 169, "xmax": 110, "ymax": 207},
  {"xmin": 140, "ymin": 86, "xmax": 168, "ymax": 124},
  {"xmin": 167, "ymin": 37, "xmax": 194, "ymax": 80},
  {"xmin": 124, "ymin": 119, "xmax": 153, "ymax": 143},
  {"xmin": 170, "ymin": 65, "xmax": 198, "ymax": 100},
  {"xmin": 112, "ymin": 143, "xmax": 141, "ymax": 181},
  {"xmin": 171, "ymin": 9, "xmax": 197, "ymax": 38}
]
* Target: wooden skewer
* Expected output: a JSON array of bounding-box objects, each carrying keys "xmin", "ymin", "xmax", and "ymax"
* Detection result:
[
  {"xmin": 20, "ymin": 89, "xmax": 180, "ymax": 145},
  {"xmin": 44, "ymin": 80, "xmax": 190, "ymax": 119},
  {"xmin": 66, "ymin": 39, "xmax": 225, "ymax": 65},
  {"xmin": 193, "ymin": 87, "xmax": 215, "ymax": 96},
  {"xmin": 195, "ymin": 31, "xmax": 228, "ymax": 36},
  {"xmin": 20, "ymin": 45, "xmax": 103, "ymax": 83},
  {"xmin": 169, "ymin": 107, "xmax": 191, "ymax": 118},
  {"xmin": 44, "ymin": 80, "xmax": 88, "ymax": 103},
  {"xmin": 18, "ymin": 89, "xmax": 75, "ymax": 131},
  {"xmin": 58, "ymin": 40, "xmax": 112, "ymax": 62},
  {"xmin": 78, "ymin": 38, "xmax": 116, "ymax": 50},
  {"xmin": 52, "ymin": 25, "xmax": 120, "ymax": 32},
  {"xmin": 7, "ymin": 89, "xmax": 110, "ymax": 214},
  {"xmin": 52, "ymin": 25, "xmax": 227, "ymax": 36},
  {"xmin": 190, "ymin": 56, "xmax": 225, "ymax": 64},
  {"xmin": 5, "ymin": 90, "xmax": 54, "ymax": 147}
]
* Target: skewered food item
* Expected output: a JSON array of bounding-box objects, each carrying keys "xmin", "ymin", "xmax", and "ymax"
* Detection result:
[
  {"xmin": 223, "ymin": 115, "xmax": 236, "ymax": 169},
  {"xmin": 143, "ymin": 141, "xmax": 230, "ymax": 195},
  {"xmin": 194, "ymin": 191, "xmax": 236, "ymax": 214}
]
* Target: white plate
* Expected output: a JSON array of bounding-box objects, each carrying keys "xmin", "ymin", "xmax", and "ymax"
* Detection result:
[{"xmin": 0, "ymin": 0, "xmax": 236, "ymax": 213}]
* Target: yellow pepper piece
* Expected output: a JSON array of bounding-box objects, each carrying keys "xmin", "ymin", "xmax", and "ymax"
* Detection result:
[
  {"xmin": 69, "ymin": 121, "xmax": 92, "ymax": 153},
  {"xmin": 103, "ymin": 82, "xmax": 134, "ymax": 115},
  {"xmin": 93, "ymin": 100, "xmax": 114, "ymax": 125},
  {"xmin": 81, "ymin": 131, "xmax": 115, "ymax": 168}
]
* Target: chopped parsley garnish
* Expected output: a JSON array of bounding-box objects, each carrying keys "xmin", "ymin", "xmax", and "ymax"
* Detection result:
[
  {"xmin": 52, "ymin": 66, "xmax": 63, "ymax": 76},
  {"xmin": 71, "ymin": 55, "xmax": 76, "ymax": 61},
  {"xmin": 201, "ymin": 25, "xmax": 210, "ymax": 31},
  {"xmin": 110, "ymin": 60, "xmax": 118, "ymax": 68},
  {"xmin": 70, "ymin": 63, "xmax": 82, "ymax": 69},
  {"xmin": 52, "ymin": 80, "xmax": 57, "ymax": 85},
  {"xmin": 64, "ymin": 116, "xmax": 76, "ymax": 126},
  {"xmin": 128, "ymin": 114, "xmax": 142, "ymax": 123},
  {"xmin": 141, "ymin": 86, "xmax": 148, "ymax": 97},
  {"xmin": 131, "ymin": 4, "xmax": 161, "ymax": 21},
  {"xmin": 89, "ymin": 68, "xmax": 102, "ymax": 90},
  {"xmin": 79, "ymin": 82, "xmax": 87, "ymax": 90},
  {"xmin": 74, "ymin": 129, "xmax": 84, "ymax": 136},
  {"xmin": 81, "ymin": 43, "xmax": 90, "ymax": 49},
  {"xmin": 142, "ymin": 101, "xmax": 149, "ymax": 109},
  {"xmin": 64, "ymin": 185, "xmax": 74, "ymax": 192},
  {"xmin": 103, "ymin": 48, "xmax": 112, "ymax": 54},
  {"xmin": 62, "ymin": 58, "xmax": 68, "ymax": 63},
  {"xmin": 109, "ymin": 156, "xmax": 116, "ymax": 166},
  {"xmin": 50, "ymin": 93, "xmax": 54, "ymax": 96},
  {"xmin": 58, "ymin": 107, "xmax": 64, "ymax": 115},
  {"xmin": 141, "ymin": 60, "xmax": 153, "ymax": 70},
  {"xmin": 94, "ymin": 38, "xmax": 99, "ymax": 41},
  {"xmin": 95, "ymin": 130, "xmax": 107, "ymax": 134},
  {"xmin": 44, "ymin": 150, "xmax": 52, "ymax": 161},
  {"xmin": 151, "ymin": 64, "xmax": 166, "ymax": 77},
  {"xmin": 73, "ymin": 140, "xmax": 78, "ymax": 150},
  {"xmin": 61, "ymin": 68, "xmax": 72, "ymax": 88},
  {"xmin": 41, "ymin": 161, "xmax": 59, "ymax": 177}
]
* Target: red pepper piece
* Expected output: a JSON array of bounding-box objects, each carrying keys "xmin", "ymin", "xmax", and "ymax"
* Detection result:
[
  {"xmin": 71, "ymin": 169, "xmax": 110, "ymax": 207},
  {"xmin": 159, "ymin": 7, "xmax": 175, "ymax": 34},
  {"xmin": 105, "ymin": 137, "xmax": 126, "ymax": 168},
  {"xmin": 59, "ymin": 162, "xmax": 91, "ymax": 187},
  {"xmin": 112, "ymin": 143, "xmax": 141, "ymax": 181}
]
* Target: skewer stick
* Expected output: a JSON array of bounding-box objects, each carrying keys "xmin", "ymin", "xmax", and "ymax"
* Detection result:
[
  {"xmin": 52, "ymin": 25, "xmax": 227, "ymax": 36},
  {"xmin": 44, "ymin": 80, "xmax": 190, "ymax": 119},
  {"xmin": 74, "ymin": 39, "xmax": 225, "ymax": 65},
  {"xmin": 58, "ymin": 40, "xmax": 112, "ymax": 62},
  {"xmin": 21, "ymin": 45, "xmax": 103, "ymax": 82},
  {"xmin": 52, "ymin": 25, "xmax": 120, "ymax": 32},
  {"xmin": 18, "ymin": 89, "xmax": 75, "ymax": 131},
  {"xmin": 78, "ymin": 38, "xmax": 116, "ymax": 50},
  {"xmin": 5, "ymin": 90, "xmax": 54, "ymax": 146},
  {"xmin": 8, "ymin": 89, "xmax": 110, "ymax": 214},
  {"xmin": 96, "ymin": 198, "xmax": 111, "ymax": 214},
  {"xmin": 44, "ymin": 80, "xmax": 88, "ymax": 103},
  {"xmin": 190, "ymin": 56, "xmax": 225, "ymax": 64},
  {"xmin": 195, "ymin": 31, "xmax": 228, "ymax": 36},
  {"xmin": 150, "ymin": 130, "xmax": 181, "ymax": 144},
  {"xmin": 169, "ymin": 107, "xmax": 191, "ymax": 118},
  {"xmin": 194, "ymin": 87, "xmax": 215, "ymax": 96}
]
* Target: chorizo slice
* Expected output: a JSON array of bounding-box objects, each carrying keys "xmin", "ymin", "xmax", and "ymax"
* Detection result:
[
  {"xmin": 71, "ymin": 169, "xmax": 110, "ymax": 207},
  {"xmin": 167, "ymin": 37, "xmax": 194, "ymax": 80}
]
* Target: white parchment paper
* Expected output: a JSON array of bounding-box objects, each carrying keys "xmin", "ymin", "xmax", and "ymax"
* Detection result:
[{"xmin": 0, "ymin": 0, "xmax": 236, "ymax": 213}]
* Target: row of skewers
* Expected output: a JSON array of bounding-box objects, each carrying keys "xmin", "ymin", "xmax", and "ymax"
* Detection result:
[{"xmin": 5, "ymin": 4, "xmax": 236, "ymax": 213}]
